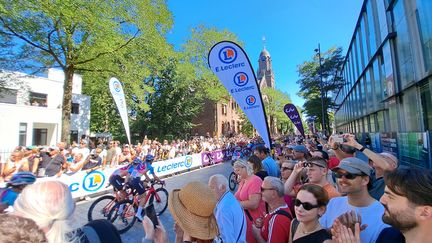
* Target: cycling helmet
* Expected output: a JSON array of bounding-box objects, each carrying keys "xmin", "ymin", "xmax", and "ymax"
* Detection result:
[
  {"xmin": 145, "ymin": 154, "xmax": 154, "ymax": 162},
  {"xmin": 7, "ymin": 172, "xmax": 36, "ymax": 186},
  {"xmin": 132, "ymin": 158, "xmax": 143, "ymax": 164}
]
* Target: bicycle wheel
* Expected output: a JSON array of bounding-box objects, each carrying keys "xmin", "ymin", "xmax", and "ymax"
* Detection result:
[
  {"xmin": 149, "ymin": 188, "xmax": 168, "ymax": 216},
  {"xmin": 228, "ymin": 172, "xmax": 237, "ymax": 191},
  {"xmin": 107, "ymin": 200, "xmax": 137, "ymax": 234},
  {"xmin": 87, "ymin": 195, "xmax": 116, "ymax": 221}
]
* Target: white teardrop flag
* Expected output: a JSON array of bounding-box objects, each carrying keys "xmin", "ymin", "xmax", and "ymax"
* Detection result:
[
  {"xmin": 208, "ymin": 41, "xmax": 271, "ymax": 148},
  {"xmin": 109, "ymin": 77, "xmax": 131, "ymax": 144}
]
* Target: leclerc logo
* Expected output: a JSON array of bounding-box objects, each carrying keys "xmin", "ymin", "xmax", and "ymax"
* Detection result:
[
  {"xmin": 185, "ymin": 156, "xmax": 193, "ymax": 168},
  {"xmin": 233, "ymin": 72, "xmax": 248, "ymax": 87},
  {"xmin": 83, "ymin": 171, "xmax": 105, "ymax": 192},
  {"xmin": 113, "ymin": 81, "xmax": 121, "ymax": 93},
  {"xmin": 218, "ymin": 46, "xmax": 237, "ymax": 64},
  {"xmin": 246, "ymin": 95, "xmax": 256, "ymax": 106}
]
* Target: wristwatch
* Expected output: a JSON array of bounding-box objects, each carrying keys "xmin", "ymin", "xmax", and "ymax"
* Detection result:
[{"xmin": 359, "ymin": 146, "xmax": 366, "ymax": 152}]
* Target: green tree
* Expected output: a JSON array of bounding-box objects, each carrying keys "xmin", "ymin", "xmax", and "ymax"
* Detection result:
[
  {"xmin": 0, "ymin": 0, "xmax": 172, "ymax": 142},
  {"xmin": 261, "ymin": 87, "xmax": 293, "ymax": 135},
  {"xmin": 296, "ymin": 47, "xmax": 345, "ymax": 134}
]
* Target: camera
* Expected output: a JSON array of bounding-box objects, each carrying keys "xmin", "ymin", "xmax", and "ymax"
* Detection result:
[{"xmin": 332, "ymin": 135, "xmax": 345, "ymax": 144}]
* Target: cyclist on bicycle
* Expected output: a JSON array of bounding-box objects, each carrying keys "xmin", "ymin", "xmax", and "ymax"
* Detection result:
[
  {"xmin": 128, "ymin": 156, "xmax": 154, "ymax": 221},
  {"xmin": 0, "ymin": 172, "xmax": 36, "ymax": 213},
  {"xmin": 108, "ymin": 161, "xmax": 134, "ymax": 201}
]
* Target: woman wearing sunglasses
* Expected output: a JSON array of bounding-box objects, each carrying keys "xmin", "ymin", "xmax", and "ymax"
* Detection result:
[{"xmin": 290, "ymin": 184, "xmax": 332, "ymax": 243}]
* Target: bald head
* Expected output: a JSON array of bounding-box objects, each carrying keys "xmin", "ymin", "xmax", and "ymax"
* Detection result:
[{"xmin": 209, "ymin": 174, "xmax": 228, "ymax": 200}]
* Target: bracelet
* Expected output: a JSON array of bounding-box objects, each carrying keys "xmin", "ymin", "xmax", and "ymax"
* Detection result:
[
  {"xmin": 359, "ymin": 146, "xmax": 366, "ymax": 152},
  {"xmin": 332, "ymin": 144, "xmax": 339, "ymax": 150}
]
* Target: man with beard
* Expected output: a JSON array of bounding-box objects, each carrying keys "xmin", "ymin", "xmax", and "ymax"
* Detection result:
[{"xmin": 377, "ymin": 167, "xmax": 432, "ymax": 243}]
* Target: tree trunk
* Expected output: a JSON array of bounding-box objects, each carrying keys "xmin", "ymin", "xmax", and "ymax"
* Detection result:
[{"xmin": 61, "ymin": 67, "xmax": 74, "ymax": 143}]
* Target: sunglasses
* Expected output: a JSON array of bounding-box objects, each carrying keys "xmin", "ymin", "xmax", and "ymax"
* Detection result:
[
  {"xmin": 334, "ymin": 172, "xmax": 363, "ymax": 180},
  {"xmin": 261, "ymin": 187, "xmax": 276, "ymax": 192},
  {"xmin": 294, "ymin": 199, "xmax": 321, "ymax": 210},
  {"xmin": 281, "ymin": 167, "xmax": 294, "ymax": 171},
  {"xmin": 303, "ymin": 162, "xmax": 325, "ymax": 168}
]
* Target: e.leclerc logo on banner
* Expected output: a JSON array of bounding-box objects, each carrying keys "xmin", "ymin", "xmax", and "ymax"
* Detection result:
[
  {"xmin": 185, "ymin": 156, "xmax": 193, "ymax": 168},
  {"xmin": 233, "ymin": 72, "xmax": 248, "ymax": 86},
  {"xmin": 113, "ymin": 80, "xmax": 122, "ymax": 93},
  {"xmin": 219, "ymin": 46, "xmax": 237, "ymax": 64},
  {"xmin": 83, "ymin": 171, "xmax": 105, "ymax": 192},
  {"xmin": 246, "ymin": 95, "xmax": 256, "ymax": 106}
]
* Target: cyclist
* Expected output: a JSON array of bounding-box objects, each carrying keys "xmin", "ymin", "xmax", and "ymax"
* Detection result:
[
  {"xmin": 0, "ymin": 172, "xmax": 36, "ymax": 213},
  {"xmin": 108, "ymin": 161, "xmax": 134, "ymax": 201}
]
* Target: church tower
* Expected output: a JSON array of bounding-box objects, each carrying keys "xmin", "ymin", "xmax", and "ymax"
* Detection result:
[{"xmin": 257, "ymin": 44, "xmax": 275, "ymax": 89}]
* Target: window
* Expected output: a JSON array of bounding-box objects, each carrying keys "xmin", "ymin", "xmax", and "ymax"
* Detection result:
[
  {"xmin": 373, "ymin": 56, "xmax": 384, "ymax": 105},
  {"xmin": 416, "ymin": 0, "xmax": 432, "ymax": 71},
  {"xmin": 19, "ymin": 123, "xmax": 27, "ymax": 146},
  {"xmin": 376, "ymin": 0, "xmax": 388, "ymax": 43},
  {"xmin": 71, "ymin": 103, "xmax": 79, "ymax": 114},
  {"xmin": 366, "ymin": 0, "xmax": 377, "ymax": 56},
  {"xmin": 393, "ymin": 0, "xmax": 415, "ymax": 88},
  {"xmin": 70, "ymin": 130, "xmax": 79, "ymax": 144},
  {"xmin": 29, "ymin": 92, "xmax": 47, "ymax": 107},
  {"xmin": 420, "ymin": 83, "xmax": 432, "ymax": 131},
  {"xmin": 33, "ymin": 128, "xmax": 47, "ymax": 146},
  {"xmin": 0, "ymin": 89, "xmax": 18, "ymax": 104},
  {"xmin": 383, "ymin": 41, "xmax": 395, "ymax": 97},
  {"xmin": 401, "ymin": 88, "xmax": 421, "ymax": 131}
]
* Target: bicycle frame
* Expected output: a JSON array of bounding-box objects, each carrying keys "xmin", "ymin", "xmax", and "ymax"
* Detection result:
[{"xmin": 121, "ymin": 182, "xmax": 161, "ymax": 218}]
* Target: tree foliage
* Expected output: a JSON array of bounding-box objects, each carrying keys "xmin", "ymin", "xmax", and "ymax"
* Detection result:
[
  {"xmin": 0, "ymin": 0, "xmax": 173, "ymax": 142},
  {"xmin": 296, "ymin": 47, "xmax": 345, "ymax": 134}
]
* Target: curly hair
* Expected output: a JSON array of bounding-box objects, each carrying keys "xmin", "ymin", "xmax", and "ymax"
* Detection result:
[{"xmin": 0, "ymin": 214, "xmax": 48, "ymax": 243}]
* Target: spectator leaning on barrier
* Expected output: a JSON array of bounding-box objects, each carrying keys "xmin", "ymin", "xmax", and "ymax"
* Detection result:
[
  {"xmin": 254, "ymin": 145, "xmax": 280, "ymax": 177},
  {"xmin": 320, "ymin": 157, "xmax": 388, "ymax": 243},
  {"xmin": 252, "ymin": 176, "xmax": 292, "ymax": 243},
  {"xmin": 209, "ymin": 174, "xmax": 247, "ymax": 243}
]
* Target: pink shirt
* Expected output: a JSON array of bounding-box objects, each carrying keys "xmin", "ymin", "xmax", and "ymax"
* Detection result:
[{"xmin": 235, "ymin": 175, "xmax": 265, "ymax": 220}]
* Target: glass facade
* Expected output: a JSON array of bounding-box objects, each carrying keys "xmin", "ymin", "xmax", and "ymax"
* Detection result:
[
  {"xmin": 335, "ymin": 0, "xmax": 432, "ymax": 135},
  {"xmin": 416, "ymin": 0, "xmax": 432, "ymax": 71}
]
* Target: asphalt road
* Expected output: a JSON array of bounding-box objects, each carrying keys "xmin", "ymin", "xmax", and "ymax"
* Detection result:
[{"xmin": 72, "ymin": 161, "xmax": 234, "ymax": 242}]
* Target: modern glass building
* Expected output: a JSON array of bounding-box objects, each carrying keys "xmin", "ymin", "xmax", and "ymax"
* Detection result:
[{"xmin": 334, "ymin": 0, "xmax": 432, "ymax": 168}]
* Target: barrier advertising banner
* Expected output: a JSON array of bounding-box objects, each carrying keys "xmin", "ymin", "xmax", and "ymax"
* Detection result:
[
  {"xmin": 284, "ymin": 104, "xmax": 305, "ymax": 137},
  {"xmin": 208, "ymin": 41, "xmax": 271, "ymax": 148},
  {"xmin": 201, "ymin": 149, "xmax": 225, "ymax": 166},
  {"xmin": 109, "ymin": 77, "xmax": 131, "ymax": 144}
]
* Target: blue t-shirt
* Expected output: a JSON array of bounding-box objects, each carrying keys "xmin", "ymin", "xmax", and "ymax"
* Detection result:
[
  {"xmin": 262, "ymin": 156, "xmax": 280, "ymax": 177},
  {"xmin": 320, "ymin": 196, "xmax": 388, "ymax": 243},
  {"xmin": 0, "ymin": 188, "xmax": 18, "ymax": 206}
]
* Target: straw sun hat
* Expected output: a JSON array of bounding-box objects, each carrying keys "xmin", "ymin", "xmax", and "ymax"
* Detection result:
[{"xmin": 168, "ymin": 181, "xmax": 219, "ymax": 240}]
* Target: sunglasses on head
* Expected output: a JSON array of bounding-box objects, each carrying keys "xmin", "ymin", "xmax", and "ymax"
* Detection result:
[
  {"xmin": 261, "ymin": 187, "xmax": 276, "ymax": 192},
  {"xmin": 334, "ymin": 172, "xmax": 363, "ymax": 180},
  {"xmin": 294, "ymin": 199, "xmax": 321, "ymax": 210}
]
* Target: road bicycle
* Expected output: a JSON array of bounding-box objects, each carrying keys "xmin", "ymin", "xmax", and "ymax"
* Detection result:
[{"xmin": 107, "ymin": 180, "xmax": 168, "ymax": 234}]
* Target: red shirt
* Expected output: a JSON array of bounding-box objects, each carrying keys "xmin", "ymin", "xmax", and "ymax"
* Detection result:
[{"xmin": 260, "ymin": 205, "xmax": 292, "ymax": 243}]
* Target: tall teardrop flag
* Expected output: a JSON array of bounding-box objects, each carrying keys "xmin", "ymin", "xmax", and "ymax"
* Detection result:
[
  {"xmin": 208, "ymin": 41, "xmax": 271, "ymax": 148},
  {"xmin": 284, "ymin": 104, "xmax": 305, "ymax": 137},
  {"xmin": 109, "ymin": 77, "xmax": 131, "ymax": 144}
]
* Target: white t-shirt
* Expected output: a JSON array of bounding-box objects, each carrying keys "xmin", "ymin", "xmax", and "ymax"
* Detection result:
[{"xmin": 320, "ymin": 196, "xmax": 388, "ymax": 243}]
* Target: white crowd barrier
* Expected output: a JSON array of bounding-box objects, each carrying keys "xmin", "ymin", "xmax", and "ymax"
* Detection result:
[{"xmin": 36, "ymin": 153, "xmax": 210, "ymax": 198}]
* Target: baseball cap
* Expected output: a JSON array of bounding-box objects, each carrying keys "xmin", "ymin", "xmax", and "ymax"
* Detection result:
[
  {"xmin": 333, "ymin": 157, "xmax": 373, "ymax": 176},
  {"xmin": 292, "ymin": 145, "xmax": 308, "ymax": 154}
]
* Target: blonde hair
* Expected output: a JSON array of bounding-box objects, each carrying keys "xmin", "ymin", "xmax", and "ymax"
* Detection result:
[
  {"xmin": 233, "ymin": 159, "xmax": 254, "ymax": 176},
  {"xmin": 13, "ymin": 181, "xmax": 77, "ymax": 243}
]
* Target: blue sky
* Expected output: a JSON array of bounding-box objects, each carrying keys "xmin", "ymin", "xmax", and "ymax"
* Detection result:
[{"xmin": 166, "ymin": 0, "xmax": 363, "ymax": 107}]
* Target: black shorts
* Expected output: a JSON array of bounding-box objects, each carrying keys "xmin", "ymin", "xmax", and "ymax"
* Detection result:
[
  {"xmin": 129, "ymin": 177, "xmax": 146, "ymax": 195},
  {"xmin": 109, "ymin": 175, "xmax": 125, "ymax": 191}
]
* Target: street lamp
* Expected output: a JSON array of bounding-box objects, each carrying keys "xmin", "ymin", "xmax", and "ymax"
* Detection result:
[{"xmin": 314, "ymin": 44, "xmax": 326, "ymax": 136}]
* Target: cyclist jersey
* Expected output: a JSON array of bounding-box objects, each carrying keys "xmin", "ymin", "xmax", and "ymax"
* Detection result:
[
  {"xmin": 0, "ymin": 188, "xmax": 18, "ymax": 206},
  {"xmin": 112, "ymin": 164, "xmax": 133, "ymax": 176},
  {"xmin": 130, "ymin": 163, "xmax": 148, "ymax": 178},
  {"xmin": 145, "ymin": 161, "xmax": 155, "ymax": 175}
]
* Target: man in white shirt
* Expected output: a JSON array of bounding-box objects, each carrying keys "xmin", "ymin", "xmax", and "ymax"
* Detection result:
[
  {"xmin": 209, "ymin": 174, "xmax": 246, "ymax": 243},
  {"xmin": 320, "ymin": 157, "xmax": 388, "ymax": 243}
]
